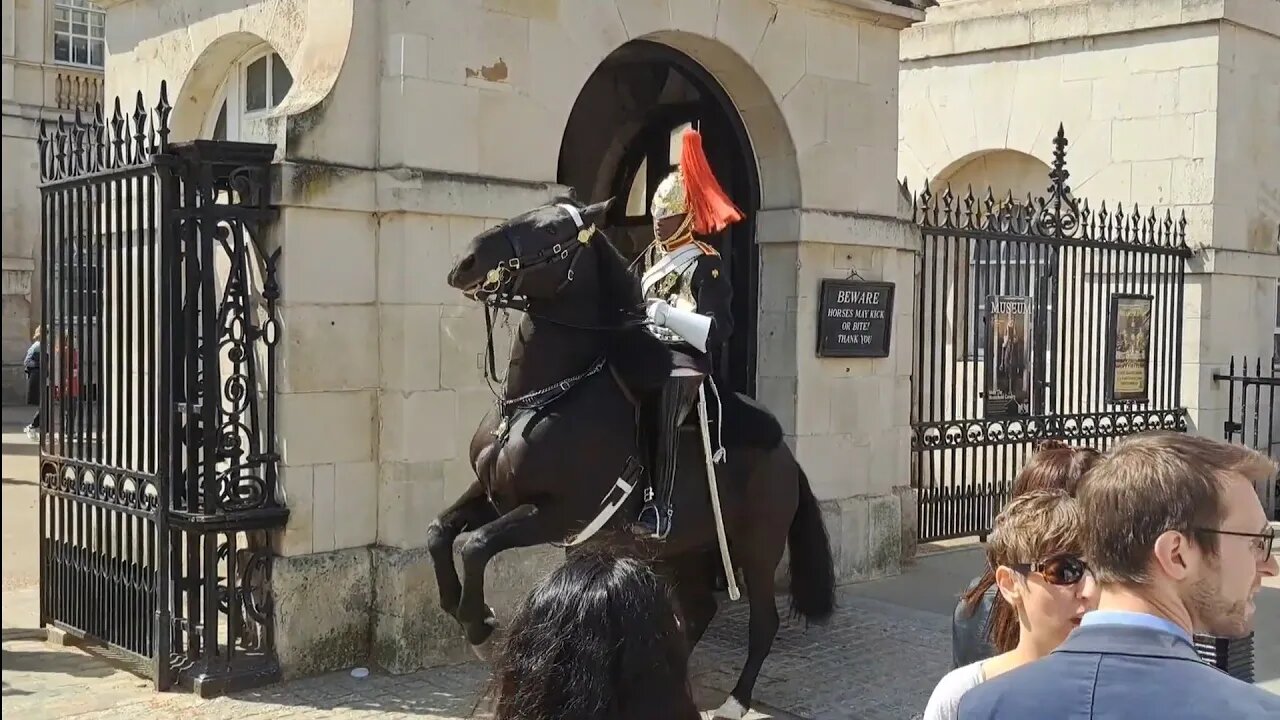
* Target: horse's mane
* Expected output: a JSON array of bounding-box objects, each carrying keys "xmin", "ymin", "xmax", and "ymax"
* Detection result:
[{"xmin": 552, "ymin": 196, "xmax": 672, "ymax": 391}]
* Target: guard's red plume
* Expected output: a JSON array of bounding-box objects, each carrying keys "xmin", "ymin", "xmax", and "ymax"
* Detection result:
[{"xmin": 679, "ymin": 129, "xmax": 743, "ymax": 235}]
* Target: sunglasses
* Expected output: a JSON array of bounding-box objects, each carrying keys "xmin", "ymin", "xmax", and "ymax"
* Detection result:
[{"xmin": 1009, "ymin": 553, "xmax": 1090, "ymax": 586}]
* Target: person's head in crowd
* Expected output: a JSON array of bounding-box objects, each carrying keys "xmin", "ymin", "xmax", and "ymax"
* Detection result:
[
  {"xmin": 985, "ymin": 490, "xmax": 1099, "ymax": 658},
  {"xmin": 1078, "ymin": 431, "xmax": 1278, "ymax": 637},
  {"xmin": 490, "ymin": 549, "xmax": 699, "ymax": 720},
  {"xmin": 1011, "ymin": 440, "xmax": 1101, "ymax": 497},
  {"xmin": 960, "ymin": 441, "xmax": 1101, "ymax": 651}
]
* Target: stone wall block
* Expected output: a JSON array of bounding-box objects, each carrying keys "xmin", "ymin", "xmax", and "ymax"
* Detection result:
[
  {"xmin": 833, "ymin": 496, "xmax": 870, "ymax": 583},
  {"xmin": 806, "ymin": 13, "xmax": 859, "ymax": 83},
  {"xmin": 279, "ymin": 304, "xmax": 380, "ymax": 394},
  {"xmin": 440, "ymin": 309, "xmax": 511, "ymax": 389},
  {"xmin": 858, "ymin": 23, "xmax": 900, "ymax": 90},
  {"xmin": 378, "ymin": 460, "xmax": 446, "ymax": 549},
  {"xmin": 752, "ymin": 3, "xmax": 806, "ymax": 98},
  {"xmin": 276, "ymin": 465, "xmax": 315, "ymax": 557},
  {"xmin": 780, "ymin": 75, "xmax": 827, "ymax": 156},
  {"xmin": 757, "ymin": 311, "xmax": 798, "ymax": 379},
  {"xmin": 381, "ymin": 304, "xmax": 443, "ymax": 392},
  {"xmin": 378, "ymin": 213, "xmax": 457, "ymax": 306},
  {"xmin": 279, "ymin": 209, "xmax": 377, "ymax": 304},
  {"xmin": 380, "ymin": 390, "xmax": 459, "ymax": 463},
  {"xmin": 383, "ymin": 33, "xmax": 430, "ymax": 80},
  {"xmin": 615, "ymin": 0, "xmax": 670, "ymax": 39},
  {"xmin": 894, "ymin": 485, "xmax": 918, "ymax": 563},
  {"xmin": 278, "ymin": 390, "xmax": 376, "ymax": 467},
  {"xmin": 1130, "ymin": 160, "xmax": 1173, "ymax": 207},
  {"xmin": 274, "ymin": 548, "xmax": 373, "ymax": 679},
  {"xmin": 1124, "ymin": 28, "xmax": 1218, "ymax": 72},
  {"xmin": 333, "ymin": 461, "xmax": 378, "ymax": 550},
  {"xmin": 312, "ymin": 463, "xmax": 337, "ymax": 553},
  {"xmin": 866, "ymin": 493, "xmax": 903, "ymax": 578},
  {"xmin": 477, "ymin": 90, "xmax": 557, "ymax": 181},
  {"xmin": 714, "ymin": 0, "xmax": 776, "ymax": 62},
  {"xmin": 371, "ymin": 546, "xmax": 471, "ymax": 673}
]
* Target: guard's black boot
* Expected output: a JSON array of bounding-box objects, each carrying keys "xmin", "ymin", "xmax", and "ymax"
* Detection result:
[{"xmin": 632, "ymin": 376, "xmax": 698, "ymax": 539}]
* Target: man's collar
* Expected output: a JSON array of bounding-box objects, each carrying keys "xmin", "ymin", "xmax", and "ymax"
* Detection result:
[
  {"xmin": 1056, "ymin": 621, "xmax": 1203, "ymax": 664},
  {"xmin": 1079, "ymin": 609, "xmax": 1192, "ymax": 643}
]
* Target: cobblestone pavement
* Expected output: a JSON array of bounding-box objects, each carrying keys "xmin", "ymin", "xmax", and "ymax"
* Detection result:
[
  {"xmin": 690, "ymin": 592, "xmax": 950, "ymax": 720},
  {"xmin": 2, "ymin": 582, "xmax": 947, "ymax": 720}
]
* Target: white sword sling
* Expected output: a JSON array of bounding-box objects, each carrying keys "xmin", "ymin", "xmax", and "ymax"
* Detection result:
[{"xmin": 697, "ymin": 384, "xmax": 740, "ymax": 601}]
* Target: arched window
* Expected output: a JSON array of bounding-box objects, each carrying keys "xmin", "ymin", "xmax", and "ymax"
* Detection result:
[
  {"xmin": 205, "ymin": 48, "xmax": 294, "ymax": 142},
  {"xmin": 609, "ymin": 111, "xmax": 698, "ymax": 227}
]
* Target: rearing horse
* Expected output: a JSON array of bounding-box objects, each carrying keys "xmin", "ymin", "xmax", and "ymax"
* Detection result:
[{"xmin": 430, "ymin": 197, "xmax": 835, "ymax": 718}]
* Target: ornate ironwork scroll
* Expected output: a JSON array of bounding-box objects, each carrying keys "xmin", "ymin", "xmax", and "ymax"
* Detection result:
[
  {"xmin": 907, "ymin": 125, "xmax": 1192, "ymax": 543},
  {"xmin": 37, "ymin": 81, "xmax": 287, "ymax": 697}
]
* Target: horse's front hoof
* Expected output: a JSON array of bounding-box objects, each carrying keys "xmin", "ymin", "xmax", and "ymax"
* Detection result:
[
  {"xmin": 470, "ymin": 636, "xmax": 497, "ymax": 661},
  {"xmin": 465, "ymin": 605, "xmax": 502, "ymax": 656},
  {"xmin": 711, "ymin": 695, "xmax": 749, "ymax": 720}
]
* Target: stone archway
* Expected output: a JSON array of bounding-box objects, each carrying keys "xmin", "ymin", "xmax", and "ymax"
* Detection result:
[
  {"xmin": 933, "ymin": 149, "xmax": 1053, "ymax": 200},
  {"xmin": 558, "ymin": 39, "xmax": 763, "ymax": 397}
]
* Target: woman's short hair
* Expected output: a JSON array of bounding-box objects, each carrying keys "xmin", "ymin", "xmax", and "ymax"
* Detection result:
[
  {"xmin": 491, "ymin": 549, "xmax": 699, "ymax": 720},
  {"xmin": 986, "ymin": 489, "xmax": 1085, "ymax": 570},
  {"xmin": 959, "ymin": 442, "xmax": 1099, "ymax": 653},
  {"xmin": 980, "ymin": 489, "xmax": 1085, "ymax": 651}
]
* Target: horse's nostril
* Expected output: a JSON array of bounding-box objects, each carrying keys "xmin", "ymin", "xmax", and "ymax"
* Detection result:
[{"xmin": 456, "ymin": 255, "xmax": 476, "ymax": 274}]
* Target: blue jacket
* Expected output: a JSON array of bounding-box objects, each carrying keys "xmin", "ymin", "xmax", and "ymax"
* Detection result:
[
  {"xmin": 24, "ymin": 340, "xmax": 40, "ymax": 370},
  {"xmin": 957, "ymin": 623, "xmax": 1280, "ymax": 719}
]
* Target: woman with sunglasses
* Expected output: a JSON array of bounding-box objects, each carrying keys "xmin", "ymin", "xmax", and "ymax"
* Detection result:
[
  {"xmin": 923, "ymin": 489, "xmax": 1099, "ymax": 720},
  {"xmin": 952, "ymin": 441, "xmax": 1100, "ymax": 666}
]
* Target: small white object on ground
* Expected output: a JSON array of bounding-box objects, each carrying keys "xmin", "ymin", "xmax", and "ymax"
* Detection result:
[{"xmin": 350, "ymin": 667, "xmax": 369, "ymax": 679}]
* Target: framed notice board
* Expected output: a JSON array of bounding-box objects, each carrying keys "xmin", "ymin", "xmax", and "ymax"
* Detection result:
[{"xmin": 815, "ymin": 279, "xmax": 895, "ymax": 358}]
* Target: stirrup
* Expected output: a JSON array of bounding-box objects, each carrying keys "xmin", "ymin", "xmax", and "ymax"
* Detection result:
[{"xmin": 630, "ymin": 504, "xmax": 671, "ymax": 540}]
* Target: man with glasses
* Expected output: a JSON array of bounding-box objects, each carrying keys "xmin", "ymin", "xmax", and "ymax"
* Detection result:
[{"xmin": 959, "ymin": 431, "xmax": 1280, "ymax": 719}]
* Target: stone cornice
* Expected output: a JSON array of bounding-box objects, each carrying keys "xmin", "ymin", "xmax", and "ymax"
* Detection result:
[
  {"xmin": 902, "ymin": 0, "xmax": 1279, "ymax": 62},
  {"xmin": 803, "ymin": 0, "xmax": 928, "ymax": 28}
]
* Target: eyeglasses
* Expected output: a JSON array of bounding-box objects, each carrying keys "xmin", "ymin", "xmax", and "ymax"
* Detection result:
[
  {"xmin": 1009, "ymin": 553, "xmax": 1090, "ymax": 586},
  {"xmin": 1193, "ymin": 527, "xmax": 1276, "ymax": 562}
]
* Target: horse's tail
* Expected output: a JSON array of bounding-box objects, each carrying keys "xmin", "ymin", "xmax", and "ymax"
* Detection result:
[{"xmin": 787, "ymin": 466, "xmax": 836, "ymax": 624}]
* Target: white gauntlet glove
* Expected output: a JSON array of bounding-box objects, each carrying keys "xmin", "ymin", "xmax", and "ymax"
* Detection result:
[{"xmin": 646, "ymin": 298, "xmax": 711, "ymax": 352}]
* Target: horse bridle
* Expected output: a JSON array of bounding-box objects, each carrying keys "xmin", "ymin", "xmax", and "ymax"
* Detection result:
[
  {"xmin": 479, "ymin": 204, "xmax": 602, "ymax": 386},
  {"xmin": 480, "ymin": 203, "xmax": 594, "ymax": 308}
]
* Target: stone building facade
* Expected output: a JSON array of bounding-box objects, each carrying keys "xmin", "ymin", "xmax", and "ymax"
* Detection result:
[
  {"xmin": 899, "ymin": 0, "xmax": 1280, "ymax": 437},
  {"xmin": 95, "ymin": 0, "xmax": 927, "ymax": 678},
  {"xmin": 2, "ymin": 0, "xmax": 105, "ymax": 401}
]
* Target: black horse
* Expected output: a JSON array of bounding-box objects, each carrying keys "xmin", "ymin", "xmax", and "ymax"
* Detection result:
[{"xmin": 430, "ymin": 197, "xmax": 835, "ymax": 718}]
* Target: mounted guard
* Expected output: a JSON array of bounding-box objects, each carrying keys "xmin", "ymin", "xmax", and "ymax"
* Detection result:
[{"xmin": 631, "ymin": 128, "xmax": 744, "ymax": 541}]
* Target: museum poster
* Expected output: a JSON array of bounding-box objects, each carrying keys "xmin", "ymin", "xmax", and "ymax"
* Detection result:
[
  {"xmin": 1107, "ymin": 294, "xmax": 1153, "ymax": 403},
  {"xmin": 984, "ymin": 295, "xmax": 1033, "ymax": 419}
]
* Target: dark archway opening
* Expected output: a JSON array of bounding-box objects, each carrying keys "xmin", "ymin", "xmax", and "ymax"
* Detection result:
[{"xmin": 557, "ymin": 39, "xmax": 760, "ymax": 398}]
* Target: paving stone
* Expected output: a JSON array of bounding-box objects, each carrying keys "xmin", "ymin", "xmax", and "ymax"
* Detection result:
[{"xmin": 3, "ymin": 583, "xmax": 952, "ymax": 719}]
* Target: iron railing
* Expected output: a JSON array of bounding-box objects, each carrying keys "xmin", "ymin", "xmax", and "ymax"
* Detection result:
[
  {"xmin": 908, "ymin": 125, "xmax": 1191, "ymax": 542},
  {"xmin": 37, "ymin": 81, "xmax": 287, "ymax": 696},
  {"xmin": 1215, "ymin": 356, "xmax": 1279, "ymax": 519}
]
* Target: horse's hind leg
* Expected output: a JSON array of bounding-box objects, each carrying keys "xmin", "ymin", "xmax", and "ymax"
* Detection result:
[
  {"xmin": 426, "ymin": 482, "xmax": 497, "ymax": 620},
  {"xmin": 714, "ymin": 527, "xmax": 787, "ymax": 719},
  {"xmin": 456, "ymin": 503, "xmax": 563, "ymax": 651}
]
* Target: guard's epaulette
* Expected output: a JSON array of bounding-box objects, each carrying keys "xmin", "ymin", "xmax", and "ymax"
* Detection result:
[{"xmin": 693, "ymin": 240, "xmax": 719, "ymax": 257}]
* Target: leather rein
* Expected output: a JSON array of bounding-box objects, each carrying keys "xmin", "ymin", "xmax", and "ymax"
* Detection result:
[{"xmin": 477, "ymin": 205, "xmax": 643, "ymax": 419}]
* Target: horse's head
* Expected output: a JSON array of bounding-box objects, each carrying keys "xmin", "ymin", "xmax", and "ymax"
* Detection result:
[{"xmin": 447, "ymin": 198, "xmax": 614, "ymax": 305}]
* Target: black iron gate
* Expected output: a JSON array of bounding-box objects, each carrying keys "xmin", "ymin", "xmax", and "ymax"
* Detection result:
[
  {"xmin": 1215, "ymin": 356, "xmax": 1279, "ymax": 519},
  {"xmin": 37, "ymin": 82, "xmax": 289, "ymax": 695},
  {"xmin": 910, "ymin": 126, "xmax": 1191, "ymax": 542}
]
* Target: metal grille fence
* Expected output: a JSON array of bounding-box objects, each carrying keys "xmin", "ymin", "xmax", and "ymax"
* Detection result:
[
  {"xmin": 909, "ymin": 126, "xmax": 1191, "ymax": 542},
  {"xmin": 37, "ymin": 82, "xmax": 288, "ymax": 695}
]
